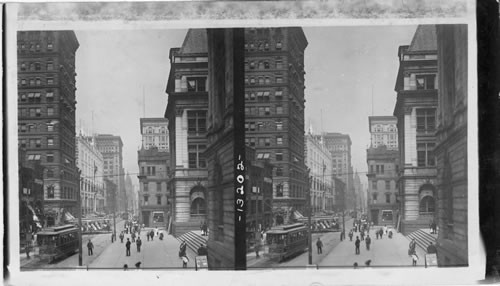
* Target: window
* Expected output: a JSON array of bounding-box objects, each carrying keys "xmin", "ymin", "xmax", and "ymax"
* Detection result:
[
  {"xmin": 47, "ymin": 124, "xmax": 54, "ymax": 132},
  {"xmin": 35, "ymin": 139, "xmax": 41, "ymax": 147},
  {"xmin": 276, "ymin": 41, "xmax": 282, "ymax": 50},
  {"xmin": 419, "ymin": 196, "xmax": 435, "ymax": 213},
  {"xmin": 276, "ymin": 120, "xmax": 283, "ymax": 130},
  {"xmin": 264, "ymin": 61, "xmax": 270, "ymax": 69},
  {"xmin": 143, "ymin": 182, "xmax": 148, "ymax": 192},
  {"xmin": 417, "ymin": 142, "xmax": 435, "ymax": 167},
  {"xmin": 372, "ymin": 181, "xmax": 377, "ymax": 190},
  {"xmin": 186, "ymin": 77, "xmax": 206, "ymax": 92},
  {"xmin": 265, "ymin": 138, "xmax": 271, "ymax": 146},
  {"xmin": 385, "ymin": 193, "xmax": 391, "ymax": 203},
  {"xmin": 47, "ymin": 169, "xmax": 54, "ymax": 178},
  {"xmin": 151, "ymin": 166, "xmax": 156, "ymax": 176},
  {"xmin": 258, "ymin": 61, "xmax": 264, "ymax": 69},
  {"xmin": 250, "ymin": 93, "xmax": 256, "ymax": 100},
  {"xmin": 370, "ymin": 165, "xmax": 374, "ymax": 174},
  {"xmin": 372, "ymin": 192, "xmax": 378, "ymax": 203},
  {"xmin": 276, "ymin": 184, "xmax": 283, "ymax": 197},
  {"xmin": 47, "ymin": 186, "xmax": 55, "ymax": 198},
  {"xmin": 47, "ymin": 138, "xmax": 54, "ymax": 146},
  {"xmin": 265, "ymin": 77, "xmax": 271, "ymax": 84},
  {"xmin": 249, "ymin": 138, "xmax": 256, "ymax": 146},
  {"xmin": 187, "ymin": 110, "xmax": 207, "ymax": 135},
  {"xmin": 35, "ymin": 62, "xmax": 41, "ymax": 70},
  {"xmin": 265, "ymin": 107, "xmax": 270, "ymax": 115},
  {"xmin": 416, "ymin": 74, "xmax": 436, "ymax": 90},
  {"xmin": 47, "ymin": 43, "xmax": 53, "ymax": 50},
  {"xmin": 47, "ymin": 62, "xmax": 54, "ymax": 71},
  {"xmin": 144, "ymin": 195, "xmax": 149, "ymax": 204},
  {"xmin": 157, "ymin": 195, "xmax": 162, "ymax": 205},
  {"xmin": 385, "ymin": 180, "xmax": 390, "ymax": 190},
  {"xmin": 276, "ymin": 151, "xmax": 283, "ymax": 161},
  {"xmin": 46, "ymin": 153, "xmax": 54, "ymax": 163},
  {"xmin": 188, "ymin": 144, "xmax": 206, "ymax": 168},
  {"xmin": 250, "ymin": 77, "xmax": 256, "ymax": 85},
  {"xmin": 47, "ymin": 78, "xmax": 54, "ymax": 85},
  {"xmin": 276, "ymin": 136, "xmax": 283, "ymax": 145},
  {"xmin": 46, "ymin": 91, "xmax": 54, "ymax": 102},
  {"xmin": 258, "ymin": 77, "xmax": 264, "ymax": 84},
  {"xmin": 249, "ymin": 61, "xmax": 255, "ymax": 69},
  {"xmin": 21, "ymin": 79, "xmax": 27, "ymax": 86},
  {"xmin": 47, "ymin": 107, "xmax": 54, "ymax": 116},
  {"xmin": 416, "ymin": 109, "xmax": 436, "ymax": 132},
  {"xmin": 276, "ymin": 77, "xmax": 283, "ymax": 84},
  {"xmin": 263, "ymin": 91, "xmax": 270, "ymax": 101},
  {"xmin": 276, "ymin": 106, "xmax": 283, "ymax": 114}
]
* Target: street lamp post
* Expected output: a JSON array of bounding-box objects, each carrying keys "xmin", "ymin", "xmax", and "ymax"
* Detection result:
[
  {"xmin": 76, "ymin": 168, "xmax": 83, "ymax": 266},
  {"xmin": 306, "ymin": 168, "xmax": 312, "ymax": 265}
]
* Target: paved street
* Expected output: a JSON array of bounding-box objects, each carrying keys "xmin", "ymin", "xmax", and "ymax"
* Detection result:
[{"xmin": 248, "ymin": 218, "xmax": 427, "ymax": 269}]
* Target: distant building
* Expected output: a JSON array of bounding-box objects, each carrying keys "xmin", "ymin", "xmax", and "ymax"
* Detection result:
[
  {"xmin": 75, "ymin": 134, "xmax": 105, "ymax": 215},
  {"xmin": 104, "ymin": 178, "xmax": 117, "ymax": 215},
  {"xmin": 94, "ymin": 134, "xmax": 126, "ymax": 213},
  {"xmin": 165, "ymin": 29, "xmax": 209, "ymax": 236},
  {"xmin": 124, "ymin": 173, "xmax": 137, "ymax": 215},
  {"xmin": 434, "ymin": 24, "xmax": 468, "ymax": 266},
  {"xmin": 333, "ymin": 177, "xmax": 346, "ymax": 213},
  {"xmin": 366, "ymin": 146, "xmax": 400, "ymax": 226},
  {"xmin": 140, "ymin": 118, "xmax": 169, "ymax": 152},
  {"xmin": 17, "ymin": 31, "xmax": 80, "ymax": 226},
  {"xmin": 305, "ymin": 132, "xmax": 334, "ymax": 214},
  {"xmin": 137, "ymin": 147, "xmax": 170, "ymax": 228},
  {"xmin": 393, "ymin": 25, "xmax": 438, "ymax": 234},
  {"xmin": 244, "ymin": 28, "xmax": 309, "ymax": 219},
  {"xmin": 321, "ymin": 133, "xmax": 355, "ymax": 211},
  {"xmin": 369, "ymin": 116, "xmax": 398, "ymax": 150}
]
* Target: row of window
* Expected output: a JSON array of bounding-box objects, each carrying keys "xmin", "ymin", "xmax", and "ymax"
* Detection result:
[
  {"xmin": 19, "ymin": 137, "xmax": 55, "ymax": 148},
  {"xmin": 19, "ymin": 77, "xmax": 56, "ymax": 86},
  {"xmin": 245, "ymin": 59, "xmax": 284, "ymax": 70},
  {"xmin": 143, "ymin": 195, "xmax": 164, "ymax": 205},
  {"xmin": 245, "ymin": 75, "xmax": 284, "ymax": 85},
  {"xmin": 19, "ymin": 123, "xmax": 57, "ymax": 133},
  {"xmin": 140, "ymin": 166, "xmax": 157, "ymax": 176},
  {"xmin": 26, "ymin": 152, "xmax": 74, "ymax": 167},
  {"xmin": 276, "ymin": 183, "xmax": 305, "ymax": 198},
  {"xmin": 19, "ymin": 106, "xmax": 56, "ymax": 117},
  {"xmin": 144, "ymin": 127, "xmax": 167, "ymax": 134},
  {"xmin": 20, "ymin": 61, "xmax": 56, "ymax": 72},
  {"xmin": 18, "ymin": 41, "xmax": 54, "ymax": 53},
  {"xmin": 371, "ymin": 180, "xmax": 395, "ymax": 190},
  {"xmin": 142, "ymin": 182, "xmax": 164, "ymax": 192},
  {"xmin": 245, "ymin": 90, "xmax": 285, "ymax": 101},
  {"xmin": 244, "ymin": 40, "xmax": 282, "ymax": 52},
  {"xmin": 19, "ymin": 91, "xmax": 55, "ymax": 103},
  {"xmin": 245, "ymin": 136, "xmax": 283, "ymax": 147},
  {"xmin": 371, "ymin": 192, "xmax": 398, "ymax": 204}
]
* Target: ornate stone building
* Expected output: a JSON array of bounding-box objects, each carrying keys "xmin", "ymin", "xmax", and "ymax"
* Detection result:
[
  {"xmin": 393, "ymin": 25, "xmax": 438, "ymax": 234},
  {"xmin": 165, "ymin": 29, "xmax": 209, "ymax": 236},
  {"xmin": 17, "ymin": 31, "xmax": 80, "ymax": 226},
  {"xmin": 434, "ymin": 24, "xmax": 468, "ymax": 266}
]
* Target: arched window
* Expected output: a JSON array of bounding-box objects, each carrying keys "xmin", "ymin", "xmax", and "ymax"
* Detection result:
[
  {"xmin": 190, "ymin": 197, "xmax": 206, "ymax": 215},
  {"xmin": 419, "ymin": 196, "xmax": 435, "ymax": 213}
]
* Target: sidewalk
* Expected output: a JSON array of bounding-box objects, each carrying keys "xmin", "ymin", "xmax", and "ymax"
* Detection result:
[{"xmin": 318, "ymin": 228, "xmax": 426, "ymax": 267}]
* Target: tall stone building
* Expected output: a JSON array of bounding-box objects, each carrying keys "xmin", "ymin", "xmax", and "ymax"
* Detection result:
[
  {"xmin": 369, "ymin": 116, "xmax": 398, "ymax": 150},
  {"xmin": 321, "ymin": 133, "xmax": 355, "ymax": 210},
  {"xmin": 75, "ymin": 133, "xmax": 105, "ymax": 215},
  {"xmin": 244, "ymin": 27, "xmax": 308, "ymax": 220},
  {"xmin": 140, "ymin": 117, "xmax": 169, "ymax": 152},
  {"xmin": 17, "ymin": 31, "xmax": 80, "ymax": 226},
  {"xmin": 434, "ymin": 24, "xmax": 468, "ymax": 266},
  {"xmin": 305, "ymin": 132, "xmax": 334, "ymax": 214},
  {"xmin": 393, "ymin": 25, "xmax": 438, "ymax": 234},
  {"xmin": 165, "ymin": 29, "xmax": 209, "ymax": 236},
  {"xmin": 94, "ymin": 134, "xmax": 126, "ymax": 213},
  {"xmin": 137, "ymin": 147, "xmax": 170, "ymax": 228},
  {"xmin": 205, "ymin": 28, "xmax": 245, "ymax": 269},
  {"xmin": 124, "ymin": 173, "xmax": 137, "ymax": 215}
]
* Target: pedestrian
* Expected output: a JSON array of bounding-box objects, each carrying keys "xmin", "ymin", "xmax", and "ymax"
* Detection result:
[
  {"xmin": 131, "ymin": 232, "xmax": 136, "ymax": 243},
  {"xmin": 408, "ymin": 238, "xmax": 416, "ymax": 255},
  {"xmin": 120, "ymin": 231, "xmax": 124, "ymax": 243},
  {"xmin": 383, "ymin": 225, "xmax": 388, "ymax": 235},
  {"xmin": 25, "ymin": 242, "xmax": 31, "ymax": 259},
  {"xmin": 365, "ymin": 234, "xmax": 371, "ymax": 251},
  {"xmin": 431, "ymin": 221, "xmax": 437, "ymax": 234},
  {"xmin": 360, "ymin": 230, "xmax": 365, "ymax": 241},
  {"xmin": 87, "ymin": 239, "xmax": 94, "ymax": 256},
  {"xmin": 365, "ymin": 259, "xmax": 372, "ymax": 267},
  {"xmin": 426, "ymin": 242, "xmax": 437, "ymax": 254},
  {"xmin": 136, "ymin": 237, "xmax": 142, "ymax": 252},
  {"xmin": 411, "ymin": 253, "xmax": 419, "ymax": 266},
  {"xmin": 123, "ymin": 264, "xmax": 128, "ymax": 271},
  {"xmin": 179, "ymin": 241, "xmax": 187, "ymax": 258},
  {"xmin": 197, "ymin": 244, "xmax": 207, "ymax": 256},
  {"xmin": 150, "ymin": 230, "xmax": 155, "ymax": 241},
  {"xmin": 146, "ymin": 231, "xmax": 150, "ymax": 241},
  {"xmin": 126, "ymin": 238, "xmax": 131, "ymax": 256},
  {"xmin": 155, "ymin": 227, "xmax": 159, "ymax": 236},
  {"xmin": 379, "ymin": 228, "xmax": 384, "ymax": 238},
  {"xmin": 340, "ymin": 229, "xmax": 345, "ymax": 241},
  {"xmin": 349, "ymin": 230, "xmax": 353, "ymax": 241},
  {"xmin": 355, "ymin": 236, "xmax": 360, "ymax": 255},
  {"xmin": 202, "ymin": 221, "xmax": 208, "ymax": 236},
  {"xmin": 316, "ymin": 237, "xmax": 323, "ymax": 254},
  {"xmin": 135, "ymin": 261, "xmax": 141, "ymax": 269},
  {"xmin": 182, "ymin": 255, "xmax": 189, "ymax": 268}
]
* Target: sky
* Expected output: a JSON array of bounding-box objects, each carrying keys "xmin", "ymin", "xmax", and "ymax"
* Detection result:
[{"xmin": 75, "ymin": 25, "xmax": 417, "ymax": 189}]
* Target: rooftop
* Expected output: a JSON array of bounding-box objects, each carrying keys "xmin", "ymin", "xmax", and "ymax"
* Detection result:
[
  {"xmin": 407, "ymin": 25, "xmax": 437, "ymax": 52},
  {"xmin": 180, "ymin": 29, "xmax": 208, "ymax": 54}
]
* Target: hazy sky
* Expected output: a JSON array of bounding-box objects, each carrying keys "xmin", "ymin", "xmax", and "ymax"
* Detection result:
[{"xmin": 75, "ymin": 25, "xmax": 417, "ymax": 189}]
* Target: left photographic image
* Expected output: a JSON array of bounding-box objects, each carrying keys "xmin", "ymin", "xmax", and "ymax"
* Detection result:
[{"xmin": 16, "ymin": 28, "xmax": 246, "ymax": 270}]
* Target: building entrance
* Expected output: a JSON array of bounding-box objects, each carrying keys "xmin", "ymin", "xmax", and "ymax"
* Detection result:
[{"xmin": 371, "ymin": 209, "xmax": 379, "ymax": 225}]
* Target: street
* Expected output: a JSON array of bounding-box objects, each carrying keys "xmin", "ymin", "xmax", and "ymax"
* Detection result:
[
  {"xmin": 21, "ymin": 220, "xmax": 196, "ymax": 270},
  {"xmin": 248, "ymin": 218, "xmax": 426, "ymax": 269}
]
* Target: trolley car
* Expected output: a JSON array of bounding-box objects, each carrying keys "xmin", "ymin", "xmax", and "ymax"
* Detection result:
[
  {"xmin": 265, "ymin": 223, "xmax": 308, "ymax": 262},
  {"xmin": 36, "ymin": 224, "xmax": 79, "ymax": 263}
]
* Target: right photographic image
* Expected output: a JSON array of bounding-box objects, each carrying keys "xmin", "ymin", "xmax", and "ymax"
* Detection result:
[{"xmin": 243, "ymin": 25, "xmax": 468, "ymax": 269}]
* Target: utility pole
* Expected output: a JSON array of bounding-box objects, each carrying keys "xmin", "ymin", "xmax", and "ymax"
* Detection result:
[
  {"xmin": 306, "ymin": 168, "xmax": 312, "ymax": 265},
  {"xmin": 113, "ymin": 184, "xmax": 117, "ymax": 237},
  {"xmin": 342, "ymin": 183, "xmax": 346, "ymax": 233},
  {"xmin": 76, "ymin": 168, "xmax": 83, "ymax": 266}
]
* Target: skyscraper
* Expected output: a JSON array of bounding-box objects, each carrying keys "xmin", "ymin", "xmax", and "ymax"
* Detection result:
[
  {"xmin": 244, "ymin": 27, "xmax": 308, "ymax": 221},
  {"xmin": 18, "ymin": 31, "xmax": 80, "ymax": 226}
]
